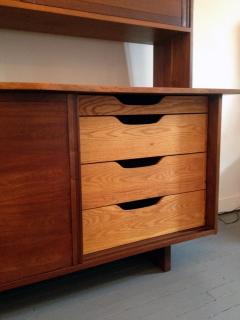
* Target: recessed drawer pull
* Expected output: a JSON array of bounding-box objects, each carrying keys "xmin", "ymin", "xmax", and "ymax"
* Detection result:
[
  {"xmin": 116, "ymin": 157, "xmax": 162, "ymax": 168},
  {"xmin": 116, "ymin": 115, "xmax": 162, "ymax": 125},
  {"xmin": 117, "ymin": 197, "xmax": 161, "ymax": 211},
  {"xmin": 115, "ymin": 95, "xmax": 164, "ymax": 106}
]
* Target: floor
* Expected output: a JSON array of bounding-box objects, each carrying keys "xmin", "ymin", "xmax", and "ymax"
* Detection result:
[{"xmin": 1, "ymin": 213, "xmax": 240, "ymax": 320}]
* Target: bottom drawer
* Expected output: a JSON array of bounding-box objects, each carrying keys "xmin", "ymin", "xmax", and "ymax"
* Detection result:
[{"xmin": 83, "ymin": 190, "xmax": 206, "ymax": 254}]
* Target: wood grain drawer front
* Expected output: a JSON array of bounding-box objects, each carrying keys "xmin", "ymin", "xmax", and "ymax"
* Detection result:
[
  {"xmin": 20, "ymin": 0, "xmax": 190, "ymax": 27},
  {"xmin": 83, "ymin": 190, "xmax": 206, "ymax": 254},
  {"xmin": 80, "ymin": 114, "xmax": 207, "ymax": 164},
  {"xmin": 79, "ymin": 95, "xmax": 208, "ymax": 116},
  {"xmin": 82, "ymin": 153, "xmax": 206, "ymax": 210}
]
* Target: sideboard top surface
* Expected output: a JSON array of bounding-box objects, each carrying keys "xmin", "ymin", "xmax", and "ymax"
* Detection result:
[{"xmin": 0, "ymin": 82, "xmax": 239, "ymax": 95}]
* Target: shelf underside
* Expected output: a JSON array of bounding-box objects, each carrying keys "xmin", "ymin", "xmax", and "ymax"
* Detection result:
[{"xmin": 0, "ymin": 1, "xmax": 190, "ymax": 44}]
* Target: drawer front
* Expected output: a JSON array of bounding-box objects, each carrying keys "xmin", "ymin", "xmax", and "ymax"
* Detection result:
[
  {"xmin": 20, "ymin": 0, "xmax": 190, "ymax": 27},
  {"xmin": 79, "ymin": 95, "xmax": 208, "ymax": 116},
  {"xmin": 82, "ymin": 153, "xmax": 206, "ymax": 209},
  {"xmin": 80, "ymin": 114, "xmax": 207, "ymax": 164},
  {"xmin": 83, "ymin": 190, "xmax": 206, "ymax": 254}
]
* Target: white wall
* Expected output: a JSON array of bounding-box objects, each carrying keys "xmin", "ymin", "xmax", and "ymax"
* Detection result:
[
  {"xmin": 0, "ymin": 30, "xmax": 129, "ymax": 86},
  {"xmin": 124, "ymin": 43, "xmax": 153, "ymax": 87},
  {"xmin": 0, "ymin": 0, "xmax": 239, "ymax": 212},
  {"xmin": 193, "ymin": 0, "xmax": 240, "ymax": 212}
]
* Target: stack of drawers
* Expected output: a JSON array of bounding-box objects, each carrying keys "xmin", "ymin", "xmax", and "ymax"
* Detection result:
[{"xmin": 79, "ymin": 95, "xmax": 208, "ymax": 255}]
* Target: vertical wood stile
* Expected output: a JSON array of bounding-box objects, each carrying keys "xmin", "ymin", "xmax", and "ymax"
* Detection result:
[
  {"xmin": 205, "ymin": 95, "xmax": 222, "ymax": 231},
  {"xmin": 67, "ymin": 94, "xmax": 83, "ymax": 264}
]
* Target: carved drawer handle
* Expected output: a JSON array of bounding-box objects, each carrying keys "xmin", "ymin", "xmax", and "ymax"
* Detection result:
[
  {"xmin": 115, "ymin": 95, "xmax": 164, "ymax": 106},
  {"xmin": 116, "ymin": 156, "xmax": 162, "ymax": 168},
  {"xmin": 117, "ymin": 197, "xmax": 162, "ymax": 211},
  {"xmin": 116, "ymin": 114, "xmax": 162, "ymax": 125}
]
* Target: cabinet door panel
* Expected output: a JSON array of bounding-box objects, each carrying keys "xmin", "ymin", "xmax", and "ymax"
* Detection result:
[{"xmin": 0, "ymin": 93, "xmax": 73, "ymax": 285}]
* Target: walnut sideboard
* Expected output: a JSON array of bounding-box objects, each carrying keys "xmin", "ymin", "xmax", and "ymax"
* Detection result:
[{"xmin": 0, "ymin": 83, "xmax": 239, "ymax": 292}]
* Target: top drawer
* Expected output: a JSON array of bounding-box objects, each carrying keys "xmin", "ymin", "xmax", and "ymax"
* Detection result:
[
  {"xmin": 79, "ymin": 95, "xmax": 208, "ymax": 116},
  {"xmin": 20, "ymin": 0, "xmax": 191, "ymax": 27}
]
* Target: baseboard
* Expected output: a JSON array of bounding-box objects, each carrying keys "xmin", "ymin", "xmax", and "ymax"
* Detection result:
[{"xmin": 219, "ymin": 194, "xmax": 240, "ymax": 213}]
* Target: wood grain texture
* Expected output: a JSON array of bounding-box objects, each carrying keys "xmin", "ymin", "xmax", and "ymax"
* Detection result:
[
  {"xmin": 0, "ymin": 1, "xmax": 190, "ymax": 44},
  {"xmin": 67, "ymin": 95, "xmax": 82, "ymax": 264},
  {"xmin": 82, "ymin": 153, "xmax": 206, "ymax": 209},
  {"xmin": 80, "ymin": 114, "xmax": 207, "ymax": 163},
  {"xmin": 0, "ymin": 83, "xmax": 239, "ymax": 95},
  {"xmin": 154, "ymin": 32, "xmax": 192, "ymax": 87},
  {"xmin": 19, "ymin": 0, "xmax": 188, "ymax": 27},
  {"xmin": 83, "ymin": 190, "xmax": 206, "ymax": 254},
  {"xmin": 0, "ymin": 235, "xmax": 73, "ymax": 285},
  {"xmin": 0, "ymin": 92, "xmax": 73, "ymax": 285},
  {"xmin": 78, "ymin": 95, "xmax": 208, "ymax": 116},
  {"xmin": 205, "ymin": 95, "xmax": 222, "ymax": 231}
]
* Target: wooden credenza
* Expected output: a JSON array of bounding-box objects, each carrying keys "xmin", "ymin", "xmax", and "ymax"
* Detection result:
[
  {"xmin": 0, "ymin": 0, "xmax": 239, "ymax": 292},
  {"xmin": 0, "ymin": 84, "xmax": 238, "ymax": 292}
]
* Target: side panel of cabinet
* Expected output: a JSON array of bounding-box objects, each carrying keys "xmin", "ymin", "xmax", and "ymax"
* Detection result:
[
  {"xmin": 0, "ymin": 93, "xmax": 77, "ymax": 286},
  {"xmin": 18, "ymin": 0, "xmax": 191, "ymax": 27}
]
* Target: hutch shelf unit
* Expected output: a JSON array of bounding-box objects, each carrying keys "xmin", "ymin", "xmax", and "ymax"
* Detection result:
[{"xmin": 0, "ymin": 1, "xmax": 239, "ymax": 292}]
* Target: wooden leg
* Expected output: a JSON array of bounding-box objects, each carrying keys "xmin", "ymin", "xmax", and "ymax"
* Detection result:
[{"xmin": 149, "ymin": 246, "xmax": 171, "ymax": 272}]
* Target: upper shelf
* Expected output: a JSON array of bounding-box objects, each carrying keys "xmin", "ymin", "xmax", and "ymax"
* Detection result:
[
  {"xmin": 0, "ymin": 82, "xmax": 239, "ymax": 95},
  {"xmin": 0, "ymin": 0, "xmax": 191, "ymax": 44}
]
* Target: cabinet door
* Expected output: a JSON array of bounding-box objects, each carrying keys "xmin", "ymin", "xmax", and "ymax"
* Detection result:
[
  {"xmin": 0, "ymin": 93, "xmax": 74, "ymax": 286},
  {"xmin": 19, "ymin": 0, "xmax": 191, "ymax": 27}
]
